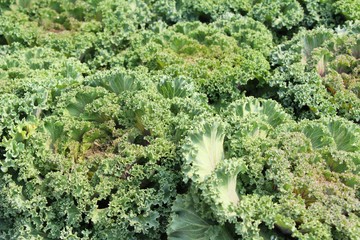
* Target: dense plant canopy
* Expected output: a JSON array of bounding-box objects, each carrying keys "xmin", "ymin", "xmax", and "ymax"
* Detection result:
[{"xmin": 0, "ymin": 0, "xmax": 359, "ymax": 239}]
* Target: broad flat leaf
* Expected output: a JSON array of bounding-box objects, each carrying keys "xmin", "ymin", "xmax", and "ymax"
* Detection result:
[
  {"xmin": 167, "ymin": 194, "xmax": 233, "ymax": 240},
  {"xmin": 157, "ymin": 77, "xmax": 192, "ymax": 99},
  {"xmin": 327, "ymin": 119, "xmax": 360, "ymax": 152},
  {"xmin": 228, "ymin": 97, "xmax": 291, "ymax": 128},
  {"xmin": 88, "ymin": 70, "xmax": 139, "ymax": 94},
  {"xmin": 183, "ymin": 122, "xmax": 225, "ymax": 182},
  {"xmin": 300, "ymin": 121, "xmax": 333, "ymax": 149}
]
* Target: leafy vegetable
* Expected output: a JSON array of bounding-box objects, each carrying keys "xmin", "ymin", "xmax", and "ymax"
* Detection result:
[
  {"xmin": 1, "ymin": 1, "xmax": 359, "ymax": 239},
  {"xmin": 271, "ymin": 23, "xmax": 360, "ymax": 121},
  {"xmin": 167, "ymin": 194, "xmax": 233, "ymax": 240}
]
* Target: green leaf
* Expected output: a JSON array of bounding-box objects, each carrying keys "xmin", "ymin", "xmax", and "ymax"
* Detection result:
[
  {"xmin": 87, "ymin": 69, "xmax": 140, "ymax": 94},
  {"xmin": 167, "ymin": 194, "xmax": 233, "ymax": 240},
  {"xmin": 157, "ymin": 76, "xmax": 193, "ymax": 99},
  {"xmin": 183, "ymin": 120, "xmax": 226, "ymax": 182},
  {"xmin": 300, "ymin": 121, "xmax": 334, "ymax": 149},
  {"xmin": 327, "ymin": 118, "xmax": 360, "ymax": 152},
  {"xmin": 226, "ymin": 97, "xmax": 291, "ymax": 128}
]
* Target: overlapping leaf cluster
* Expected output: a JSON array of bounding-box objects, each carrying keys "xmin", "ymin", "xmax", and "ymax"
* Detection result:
[
  {"xmin": 174, "ymin": 98, "xmax": 360, "ymax": 239},
  {"xmin": 0, "ymin": 0, "xmax": 359, "ymax": 239},
  {"xmin": 271, "ymin": 21, "xmax": 360, "ymax": 121}
]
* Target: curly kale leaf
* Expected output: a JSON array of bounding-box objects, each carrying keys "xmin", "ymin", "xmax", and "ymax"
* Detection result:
[
  {"xmin": 123, "ymin": 21, "xmax": 271, "ymax": 104},
  {"xmin": 271, "ymin": 24, "xmax": 360, "ymax": 121}
]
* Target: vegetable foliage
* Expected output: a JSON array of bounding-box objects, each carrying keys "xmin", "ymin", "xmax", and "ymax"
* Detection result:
[{"xmin": 0, "ymin": 0, "xmax": 359, "ymax": 239}]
